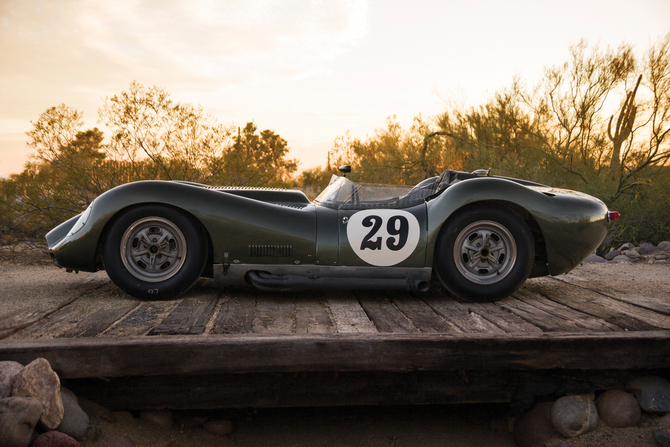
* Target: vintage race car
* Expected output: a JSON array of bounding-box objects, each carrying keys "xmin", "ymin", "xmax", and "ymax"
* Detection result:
[{"xmin": 46, "ymin": 167, "xmax": 619, "ymax": 302}]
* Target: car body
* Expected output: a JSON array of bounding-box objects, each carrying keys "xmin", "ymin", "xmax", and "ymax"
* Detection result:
[{"xmin": 46, "ymin": 169, "xmax": 616, "ymax": 302}]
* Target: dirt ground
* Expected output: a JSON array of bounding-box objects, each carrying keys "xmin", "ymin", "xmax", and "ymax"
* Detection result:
[{"xmin": 1, "ymin": 246, "xmax": 669, "ymax": 447}]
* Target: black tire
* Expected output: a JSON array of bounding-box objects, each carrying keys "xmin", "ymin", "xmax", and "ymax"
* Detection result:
[
  {"xmin": 434, "ymin": 204, "xmax": 534, "ymax": 302},
  {"xmin": 102, "ymin": 205, "xmax": 208, "ymax": 300}
]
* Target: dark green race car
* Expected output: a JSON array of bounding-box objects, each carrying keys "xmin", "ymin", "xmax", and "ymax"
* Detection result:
[{"xmin": 46, "ymin": 167, "xmax": 618, "ymax": 302}]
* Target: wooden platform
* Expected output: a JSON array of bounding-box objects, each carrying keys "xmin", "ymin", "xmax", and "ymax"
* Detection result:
[{"xmin": 1, "ymin": 264, "xmax": 669, "ymax": 408}]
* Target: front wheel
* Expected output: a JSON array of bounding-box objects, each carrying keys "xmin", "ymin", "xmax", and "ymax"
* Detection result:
[
  {"xmin": 102, "ymin": 205, "xmax": 208, "ymax": 300},
  {"xmin": 434, "ymin": 204, "xmax": 534, "ymax": 302}
]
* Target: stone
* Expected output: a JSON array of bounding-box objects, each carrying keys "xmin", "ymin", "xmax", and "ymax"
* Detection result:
[
  {"xmin": 654, "ymin": 430, "xmax": 670, "ymax": 447},
  {"xmin": 595, "ymin": 390, "xmax": 641, "ymax": 428},
  {"xmin": 619, "ymin": 242, "xmax": 634, "ymax": 251},
  {"xmin": 113, "ymin": 411, "xmax": 135, "ymax": 423},
  {"xmin": 57, "ymin": 391, "xmax": 89, "ymax": 441},
  {"xmin": 611, "ymin": 255, "xmax": 630, "ymax": 263},
  {"xmin": 0, "ymin": 396, "xmax": 43, "ymax": 447},
  {"xmin": 639, "ymin": 242, "xmax": 655, "ymax": 254},
  {"xmin": 82, "ymin": 419, "xmax": 102, "ymax": 443},
  {"xmin": 0, "ymin": 361, "xmax": 24, "ymax": 398},
  {"xmin": 583, "ymin": 254, "xmax": 605, "ymax": 263},
  {"xmin": 60, "ymin": 387, "xmax": 78, "ymax": 403},
  {"xmin": 30, "ymin": 431, "xmax": 80, "ymax": 447},
  {"xmin": 102, "ymin": 434, "xmax": 136, "ymax": 447},
  {"xmin": 551, "ymin": 394, "xmax": 599, "ymax": 438},
  {"xmin": 140, "ymin": 410, "xmax": 172, "ymax": 429},
  {"xmin": 78, "ymin": 397, "xmax": 116, "ymax": 423},
  {"xmin": 11, "ymin": 358, "xmax": 64, "ymax": 430},
  {"xmin": 624, "ymin": 249, "xmax": 640, "ymax": 257},
  {"xmin": 605, "ymin": 249, "xmax": 620, "ymax": 261},
  {"xmin": 626, "ymin": 376, "xmax": 670, "ymax": 414},
  {"xmin": 658, "ymin": 241, "xmax": 670, "ymax": 251},
  {"xmin": 659, "ymin": 413, "xmax": 670, "ymax": 431},
  {"xmin": 203, "ymin": 419, "xmax": 234, "ymax": 436},
  {"xmin": 656, "ymin": 254, "xmax": 668, "ymax": 260},
  {"xmin": 512, "ymin": 402, "xmax": 557, "ymax": 447}
]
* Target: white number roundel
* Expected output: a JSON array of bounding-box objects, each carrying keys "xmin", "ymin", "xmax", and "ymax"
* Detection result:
[{"xmin": 346, "ymin": 209, "xmax": 421, "ymax": 266}]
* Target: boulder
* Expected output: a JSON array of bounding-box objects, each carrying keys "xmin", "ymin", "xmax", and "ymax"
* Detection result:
[
  {"xmin": 657, "ymin": 241, "xmax": 670, "ymax": 251},
  {"xmin": 0, "ymin": 396, "xmax": 43, "ymax": 447},
  {"xmin": 595, "ymin": 390, "xmax": 641, "ymax": 427},
  {"xmin": 0, "ymin": 361, "xmax": 24, "ymax": 398},
  {"xmin": 639, "ymin": 242, "xmax": 655, "ymax": 254},
  {"xmin": 611, "ymin": 255, "xmax": 630, "ymax": 263},
  {"xmin": 551, "ymin": 394, "xmax": 599, "ymax": 438},
  {"xmin": 618, "ymin": 242, "xmax": 634, "ymax": 251},
  {"xmin": 626, "ymin": 376, "xmax": 670, "ymax": 414},
  {"xmin": 512, "ymin": 401, "xmax": 557, "ymax": 447},
  {"xmin": 31, "ymin": 431, "xmax": 80, "ymax": 447},
  {"xmin": 57, "ymin": 391, "xmax": 89, "ymax": 441},
  {"xmin": 11, "ymin": 358, "xmax": 63, "ymax": 430},
  {"xmin": 583, "ymin": 254, "xmax": 605, "ymax": 263}
]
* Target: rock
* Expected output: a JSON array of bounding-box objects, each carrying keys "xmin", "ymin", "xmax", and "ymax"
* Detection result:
[
  {"xmin": 605, "ymin": 249, "xmax": 620, "ymax": 261},
  {"xmin": 78, "ymin": 397, "xmax": 116, "ymax": 423},
  {"xmin": 140, "ymin": 410, "xmax": 172, "ymax": 429},
  {"xmin": 658, "ymin": 241, "xmax": 670, "ymax": 251},
  {"xmin": 551, "ymin": 394, "xmax": 599, "ymax": 438},
  {"xmin": 60, "ymin": 387, "xmax": 78, "ymax": 403},
  {"xmin": 101, "ymin": 434, "xmax": 136, "ymax": 447},
  {"xmin": 82, "ymin": 419, "xmax": 102, "ymax": 443},
  {"xmin": 512, "ymin": 402, "xmax": 557, "ymax": 447},
  {"xmin": 583, "ymin": 254, "xmax": 605, "ymax": 263},
  {"xmin": 626, "ymin": 376, "xmax": 670, "ymax": 414},
  {"xmin": 654, "ymin": 430, "xmax": 670, "ymax": 447},
  {"xmin": 11, "ymin": 358, "xmax": 64, "ymax": 430},
  {"xmin": 0, "ymin": 396, "xmax": 43, "ymax": 447},
  {"xmin": 113, "ymin": 411, "xmax": 135, "ymax": 423},
  {"xmin": 57, "ymin": 391, "xmax": 89, "ymax": 441},
  {"xmin": 624, "ymin": 249, "xmax": 640, "ymax": 258},
  {"xmin": 659, "ymin": 413, "xmax": 670, "ymax": 431},
  {"xmin": 619, "ymin": 242, "xmax": 634, "ymax": 251},
  {"xmin": 611, "ymin": 255, "xmax": 630, "ymax": 263},
  {"xmin": 30, "ymin": 431, "xmax": 80, "ymax": 447},
  {"xmin": 639, "ymin": 242, "xmax": 655, "ymax": 254},
  {"xmin": 595, "ymin": 390, "xmax": 641, "ymax": 428},
  {"xmin": 656, "ymin": 254, "xmax": 669, "ymax": 260},
  {"xmin": 0, "ymin": 361, "xmax": 24, "ymax": 398},
  {"xmin": 203, "ymin": 419, "xmax": 234, "ymax": 436}
]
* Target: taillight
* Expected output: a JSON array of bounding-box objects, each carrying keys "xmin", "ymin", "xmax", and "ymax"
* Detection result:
[{"xmin": 607, "ymin": 211, "xmax": 620, "ymax": 222}]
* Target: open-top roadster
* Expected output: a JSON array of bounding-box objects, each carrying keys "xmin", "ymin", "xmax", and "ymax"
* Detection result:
[{"xmin": 47, "ymin": 167, "xmax": 618, "ymax": 302}]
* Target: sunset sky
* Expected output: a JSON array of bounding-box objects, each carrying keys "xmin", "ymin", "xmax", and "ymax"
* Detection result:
[{"xmin": 1, "ymin": 0, "xmax": 669, "ymax": 178}]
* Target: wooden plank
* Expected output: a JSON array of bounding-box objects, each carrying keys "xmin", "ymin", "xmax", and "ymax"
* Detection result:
[
  {"xmin": 499, "ymin": 295, "xmax": 583, "ymax": 332},
  {"xmin": 553, "ymin": 276, "xmax": 670, "ymax": 316},
  {"xmin": 525, "ymin": 281, "xmax": 668, "ymax": 331},
  {"xmin": 356, "ymin": 292, "xmax": 416, "ymax": 334},
  {"xmin": 325, "ymin": 292, "xmax": 377, "ymax": 333},
  {"xmin": 9, "ymin": 300, "xmax": 104, "ymax": 340},
  {"xmin": 208, "ymin": 293, "xmax": 257, "ymax": 335},
  {"xmin": 0, "ymin": 301, "xmax": 79, "ymax": 340},
  {"xmin": 422, "ymin": 294, "xmax": 502, "ymax": 334},
  {"xmin": 1, "ymin": 331, "xmax": 669, "ymax": 378},
  {"xmin": 514, "ymin": 290, "xmax": 622, "ymax": 332},
  {"xmin": 100, "ymin": 300, "xmax": 181, "ymax": 337},
  {"xmin": 294, "ymin": 293, "xmax": 334, "ymax": 334},
  {"xmin": 456, "ymin": 302, "xmax": 543, "ymax": 334},
  {"xmin": 253, "ymin": 295, "xmax": 295, "ymax": 334},
  {"xmin": 149, "ymin": 294, "xmax": 219, "ymax": 336},
  {"xmin": 58, "ymin": 299, "xmax": 140, "ymax": 338},
  {"xmin": 390, "ymin": 294, "xmax": 457, "ymax": 333}
]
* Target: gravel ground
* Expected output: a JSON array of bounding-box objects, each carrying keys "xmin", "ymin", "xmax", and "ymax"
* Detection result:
[{"xmin": 1, "ymin": 246, "xmax": 669, "ymax": 447}]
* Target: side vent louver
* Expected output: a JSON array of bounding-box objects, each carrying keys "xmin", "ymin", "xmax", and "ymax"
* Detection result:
[{"xmin": 249, "ymin": 245, "xmax": 292, "ymax": 258}]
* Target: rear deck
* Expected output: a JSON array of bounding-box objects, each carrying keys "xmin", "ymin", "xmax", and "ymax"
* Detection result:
[{"xmin": 1, "ymin": 262, "xmax": 669, "ymax": 408}]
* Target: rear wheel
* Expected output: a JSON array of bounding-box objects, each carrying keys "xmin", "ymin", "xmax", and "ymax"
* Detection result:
[
  {"xmin": 435, "ymin": 204, "xmax": 533, "ymax": 302},
  {"xmin": 102, "ymin": 205, "xmax": 208, "ymax": 300}
]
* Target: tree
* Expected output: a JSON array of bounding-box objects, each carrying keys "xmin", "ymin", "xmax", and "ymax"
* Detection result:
[{"xmin": 26, "ymin": 104, "xmax": 84, "ymax": 166}]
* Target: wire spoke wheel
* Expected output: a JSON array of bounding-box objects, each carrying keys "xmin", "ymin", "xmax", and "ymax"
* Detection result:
[
  {"xmin": 121, "ymin": 217, "xmax": 187, "ymax": 282},
  {"xmin": 453, "ymin": 220, "xmax": 517, "ymax": 285}
]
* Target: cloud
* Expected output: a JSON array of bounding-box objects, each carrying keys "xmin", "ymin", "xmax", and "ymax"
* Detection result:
[{"xmin": 1, "ymin": 0, "xmax": 368, "ymax": 93}]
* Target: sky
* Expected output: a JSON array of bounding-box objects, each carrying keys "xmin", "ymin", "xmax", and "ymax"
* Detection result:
[{"xmin": 1, "ymin": 0, "xmax": 669, "ymax": 178}]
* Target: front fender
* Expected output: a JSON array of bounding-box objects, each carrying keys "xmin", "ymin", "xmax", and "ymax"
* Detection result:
[{"xmin": 426, "ymin": 177, "xmax": 609, "ymax": 275}]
